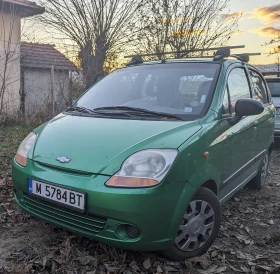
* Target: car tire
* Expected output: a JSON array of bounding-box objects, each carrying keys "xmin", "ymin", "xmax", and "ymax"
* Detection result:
[
  {"xmin": 162, "ymin": 187, "xmax": 221, "ymax": 261},
  {"xmin": 247, "ymin": 152, "xmax": 270, "ymax": 191}
]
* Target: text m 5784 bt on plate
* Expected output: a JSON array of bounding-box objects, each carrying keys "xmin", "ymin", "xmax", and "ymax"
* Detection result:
[{"xmin": 28, "ymin": 179, "xmax": 85, "ymax": 212}]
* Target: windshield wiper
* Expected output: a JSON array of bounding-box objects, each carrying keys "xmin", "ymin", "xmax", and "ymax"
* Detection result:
[
  {"xmin": 93, "ymin": 106, "xmax": 183, "ymax": 120},
  {"xmin": 66, "ymin": 106, "xmax": 97, "ymax": 114},
  {"xmin": 66, "ymin": 106, "xmax": 135, "ymax": 118}
]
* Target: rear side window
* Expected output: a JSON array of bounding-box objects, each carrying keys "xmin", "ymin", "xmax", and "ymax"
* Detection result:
[
  {"xmin": 249, "ymin": 70, "xmax": 268, "ymax": 104},
  {"xmin": 227, "ymin": 68, "xmax": 251, "ymax": 113}
]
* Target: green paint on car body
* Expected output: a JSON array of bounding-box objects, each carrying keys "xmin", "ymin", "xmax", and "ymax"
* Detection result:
[{"xmin": 12, "ymin": 58, "xmax": 274, "ymax": 257}]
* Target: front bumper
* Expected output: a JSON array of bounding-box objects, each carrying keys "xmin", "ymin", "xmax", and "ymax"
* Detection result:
[{"xmin": 12, "ymin": 159, "xmax": 195, "ymax": 251}]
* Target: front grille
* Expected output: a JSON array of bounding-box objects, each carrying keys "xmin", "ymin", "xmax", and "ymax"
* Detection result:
[{"xmin": 23, "ymin": 194, "xmax": 107, "ymax": 236}]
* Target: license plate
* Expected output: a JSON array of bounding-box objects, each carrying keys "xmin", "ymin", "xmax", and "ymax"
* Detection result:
[{"xmin": 28, "ymin": 179, "xmax": 85, "ymax": 212}]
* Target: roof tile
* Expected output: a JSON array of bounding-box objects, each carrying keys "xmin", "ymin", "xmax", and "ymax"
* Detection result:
[{"xmin": 21, "ymin": 42, "xmax": 79, "ymax": 71}]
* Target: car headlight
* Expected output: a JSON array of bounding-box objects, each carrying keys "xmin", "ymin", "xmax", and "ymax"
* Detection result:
[
  {"xmin": 105, "ymin": 149, "xmax": 178, "ymax": 188},
  {"xmin": 15, "ymin": 132, "xmax": 37, "ymax": 167}
]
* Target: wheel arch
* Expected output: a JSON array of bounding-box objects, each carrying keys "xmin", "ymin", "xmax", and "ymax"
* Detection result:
[
  {"xmin": 269, "ymin": 142, "xmax": 274, "ymax": 155},
  {"xmin": 200, "ymin": 179, "xmax": 218, "ymax": 195}
]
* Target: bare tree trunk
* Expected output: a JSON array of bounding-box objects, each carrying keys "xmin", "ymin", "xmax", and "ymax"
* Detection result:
[
  {"xmin": 0, "ymin": 4, "xmax": 21, "ymax": 115},
  {"xmin": 50, "ymin": 65, "xmax": 55, "ymax": 116},
  {"xmin": 79, "ymin": 34, "xmax": 109, "ymax": 87}
]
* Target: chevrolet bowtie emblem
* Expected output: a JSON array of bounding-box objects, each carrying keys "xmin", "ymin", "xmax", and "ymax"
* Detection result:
[{"xmin": 56, "ymin": 156, "xmax": 71, "ymax": 163}]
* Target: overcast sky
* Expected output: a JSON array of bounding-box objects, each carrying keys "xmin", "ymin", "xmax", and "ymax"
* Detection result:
[{"xmin": 228, "ymin": 0, "xmax": 280, "ymax": 64}]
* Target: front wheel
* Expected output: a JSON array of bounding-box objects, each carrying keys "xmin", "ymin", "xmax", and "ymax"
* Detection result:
[{"xmin": 162, "ymin": 187, "xmax": 221, "ymax": 261}]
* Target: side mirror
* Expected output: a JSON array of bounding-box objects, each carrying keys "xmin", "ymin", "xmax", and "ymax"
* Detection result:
[{"xmin": 231, "ymin": 98, "xmax": 264, "ymax": 126}]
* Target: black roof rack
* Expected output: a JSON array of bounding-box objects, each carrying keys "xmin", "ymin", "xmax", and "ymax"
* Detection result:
[
  {"xmin": 126, "ymin": 55, "xmax": 144, "ymax": 66},
  {"xmin": 125, "ymin": 45, "xmax": 261, "ymax": 66},
  {"xmin": 213, "ymin": 50, "xmax": 261, "ymax": 62},
  {"xmin": 125, "ymin": 45, "xmax": 245, "ymax": 59}
]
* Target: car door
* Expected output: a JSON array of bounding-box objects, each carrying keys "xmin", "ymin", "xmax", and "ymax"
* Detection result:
[
  {"xmin": 247, "ymin": 69, "xmax": 274, "ymax": 161},
  {"xmin": 216, "ymin": 67, "xmax": 257, "ymax": 201}
]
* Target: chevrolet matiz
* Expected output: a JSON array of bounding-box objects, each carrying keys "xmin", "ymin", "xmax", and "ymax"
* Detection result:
[{"xmin": 12, "ymin": 48, "xmax": 274, "ymax": 261}]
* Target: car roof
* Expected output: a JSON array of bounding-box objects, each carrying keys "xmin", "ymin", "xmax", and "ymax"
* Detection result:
[{"xmin": 124, "ymin": 46, "xmax": 263, "ymax": 73}]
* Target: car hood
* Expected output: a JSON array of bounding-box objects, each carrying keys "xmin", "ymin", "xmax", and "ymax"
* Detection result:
[
  {"xmin": 32, "ymin": 114, "xmax": 202, "ymax": 175},
  {"xmin": 272, "ymin": 97, "xmax": 280, "ymax": 107}
]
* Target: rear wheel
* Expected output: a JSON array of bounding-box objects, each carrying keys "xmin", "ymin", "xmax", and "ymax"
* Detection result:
[
  {"xmin": 247, "ymin": 152, "xmax": 269, "ymax": 191},
  {"xmin": 162, "ymin": 187, "xmax": 221, "ymax": 261}
]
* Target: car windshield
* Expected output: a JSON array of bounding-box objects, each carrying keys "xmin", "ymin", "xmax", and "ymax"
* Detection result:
[
  {"xmin": 267, "ymin": 81, "xmax": 280, "ymax": 97},
  {"xmin": 74, "ymin": 63, "xmax": 221, "ymax": 121}
]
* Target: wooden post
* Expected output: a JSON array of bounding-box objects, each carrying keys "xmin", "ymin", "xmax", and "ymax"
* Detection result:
[
  {"xmin": 69, "ymin": 71, "xmax": 73, "ymax": 106},
  {"xmin": 50, "ymin": 65, "xmax": 55, "ymax": 116},
  {"xmin": 20, "ymin": 68, "xmax": 25, "ymax": 117}
]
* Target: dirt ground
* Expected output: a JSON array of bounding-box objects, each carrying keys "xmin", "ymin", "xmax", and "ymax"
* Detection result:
[{"xmin": 0, "ymin": 125, "xmax": 280, "ymax": 274}]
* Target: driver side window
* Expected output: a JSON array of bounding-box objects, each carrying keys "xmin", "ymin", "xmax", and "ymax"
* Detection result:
[
  {"xmin": 227, "ymin": 68, "xmax": 251, "ymax": 114},
  {"xmin": 249, "ymin": 70, "xmax": 268, "ymax": 104}
]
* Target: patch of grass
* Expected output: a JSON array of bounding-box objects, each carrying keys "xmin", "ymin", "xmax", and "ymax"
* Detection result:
[{"xmin": 0, "ymin": 124, "xmax": 37, "ymax": 179}]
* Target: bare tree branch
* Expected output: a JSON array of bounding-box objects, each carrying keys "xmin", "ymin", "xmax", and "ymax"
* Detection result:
[
  {"xmin": 134, "ymin": 0, "xmax": 241, "ymax": 59},
  {"xmin": 37, "ymin": 0, "xmax": 141, "ymax": 87}
]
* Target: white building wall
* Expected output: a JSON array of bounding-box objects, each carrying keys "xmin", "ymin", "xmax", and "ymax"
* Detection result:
[
  {"xmin": 0, "ymin": 10, "xmax": 21, "ymax": 112},
  {"xmin": 23, "ymin": 68, "xmax": 70, "ymax": 115}
]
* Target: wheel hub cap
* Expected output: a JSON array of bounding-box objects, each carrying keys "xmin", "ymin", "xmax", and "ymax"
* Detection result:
[
  {"xmin": 175, "ymin": 200, "xmax": 215, "ymax": 252},
  {"xmin": 189, "ymin": 219, "xmax": 203, "ymax": 235}
]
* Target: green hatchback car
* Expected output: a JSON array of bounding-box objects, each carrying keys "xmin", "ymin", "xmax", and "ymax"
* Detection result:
[{"xmin": 12, "ymin": 48, "xmax": 274, "ymax": 261}]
